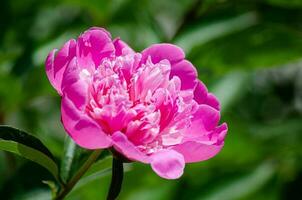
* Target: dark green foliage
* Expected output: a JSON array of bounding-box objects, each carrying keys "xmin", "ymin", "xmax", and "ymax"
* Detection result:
[
  {"xmin": 0, "ymin": 126, "xmax": 55, "ymax": 159},
  {"xmin": 0, "ymin": 126, "xmax": 59, "ymax": 180},
  {"xmin": 0, "ymin": 0, "xmax": 302, "ymax": 199}
]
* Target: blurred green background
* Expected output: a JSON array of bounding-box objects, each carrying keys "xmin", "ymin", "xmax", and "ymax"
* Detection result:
[{"xmin": 1, "ymin": 0, "xmax": 302, "ymax": 199}]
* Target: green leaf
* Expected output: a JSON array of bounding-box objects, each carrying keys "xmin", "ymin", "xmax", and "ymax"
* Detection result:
[
  {"xmin": 72, "ymin": 158, "xmax": 132, "ymax": 192},
  {"xmin": 0, "ymin": 126, "xmax": 59, "ymax": 180},
  {"xmin": 201, "ymin": 162, "xmax": 276, "ymax": 200},
  {"xmin": 59, "ymin": 137, "xmax": 111, "ymax": 183},
  {"xmin": 175, "ymin": 12, "xmax": 259, "ymax": 54},
  {"xmin": 210, "ymin": 71, "xmax": 249, "ymax": 113},
  {"xmin": 60, "ymin": 137, "xmax": 78, "ymax": 183},
  {"xmin": 265, "ymin": 0, "xmax": 302, "ymax": 8},
  {"xmin": 74, "ymin": 168, "xmax": 111, "ymax": 191},
  {"xmin": 190, "ymin": 24, "xmax": 302, "ymax": 74},
  {"xmin": 14, "ymin": 189, "xmax": 52, "ymax": 200},
  {"xmin": 42, "ymin": 180, "xmax": 58, "ymax": 199},
  {"xmin": 83, "ymin": 156, "xmax": 112, "ymax": 178}
]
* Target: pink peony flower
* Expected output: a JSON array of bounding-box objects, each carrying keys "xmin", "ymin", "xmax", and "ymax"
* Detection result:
[{"xmin": 46, "ymin": 27, "xmax": 227, "ymax": 179}]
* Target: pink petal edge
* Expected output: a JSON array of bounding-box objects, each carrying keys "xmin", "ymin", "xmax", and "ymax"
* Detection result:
[
  {"xmin": 173, "ymin": 123, "xmax": 227, "ymax": 163},
  {"xmin": 170, "ymin": 59, "xmax": 197, "ymax": 90},
  {"xmin": 194, "ymin": 81, "xmax": 220, "ymax": 110},
  {"xmin": 112, "ymin": 132, "xmax": 149, "ymax": 163},
  {"xmin": 141, "ymin": 43, "xmax": 185, "ymax": 64},
  {"xmin": 113, "ymin": 38, "xmax": 135, "ymax": 56},
  {"xmin": 150, "ymin": 149, "xmax": 185, "ymax": 179}
]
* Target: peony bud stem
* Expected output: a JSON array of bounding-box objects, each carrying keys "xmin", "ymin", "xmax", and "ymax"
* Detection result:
[
  {"xmin": 55, "ymin": 150, "xmax": 102, "ymax": 200},
  {"xmin": 106, "ymin": 157, "xmax": 124, "ymax": 200}
]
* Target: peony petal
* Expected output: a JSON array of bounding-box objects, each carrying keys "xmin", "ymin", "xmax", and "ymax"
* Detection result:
[
  {"xmin": 61, "ymin": 57, "xmax": 90, "ymax": 110},
  {"xmin": 61, "ymin": 95, "xmax": 112, "ymax": 149},
  {"xmin": 45, "ymin": 49, "xmax": 57, "ymax": 90},
  {"xmin": 206, "ymin": 93, "xmax": 220, "ymax": 111},
  {"xmin": 141, "ymin": 44, "xmax": 197, "ymax": 90},
  {"xmin": 45, "ymin": 39, "xmax": 76, "ymax": 94},
  {"xmin": 172, "ymin": 141, "xmax": 224, "ymax": 163},
  {"xmin": 77, "ymin": 27, "xmax": 115, "ymax": 68},
  {"xmin": 174, "ymin": 123, "xmax": 227, "ymax": 163},
  {"xmin": 113, "ymin": 38, "xmax": 135, "ymax": 56},
  {"xmin": 194, "ymin": 81, "xmax": 220, "ymax": 110},
  {"xmin": 112, "ymin": 132, "xmax": 149, "ymax": 163},
  {"xmin": 170, "ymin": 60, "xmax": 197, "ymax": 90},
  {"xmin": 215, "ymin": 123, "xmax": 228, "ymax": 144},
  {"xmin": 150, "ymin": 149, "xmax": 185, "ymax": 179},
  {"xmin": 194, "ymin": 81, "xmax": 208, "ymax": 104},
  {"xmin": 192, "ymin": 104, "xmax": 220, "ymax": 133},
  {"xmin": 141, "ymin": 43, "xmax": 185, "ymax": 64}
]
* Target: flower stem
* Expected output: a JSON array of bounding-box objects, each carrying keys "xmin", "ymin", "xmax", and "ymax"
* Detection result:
[
  {"xmin": 55, "ymin": 150, "xmax": 102, "ymax": 200},
  {"xmin": 106, "ymin": 157, "xmax": 124, "ymax": 200}
]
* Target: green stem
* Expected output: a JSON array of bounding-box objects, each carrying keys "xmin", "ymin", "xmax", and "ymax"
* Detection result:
[
  {"xmin": 106, "ymin": 158, "xmax": 124, "ymax": 200},
  {"xmin": 55, "ymin": 150, "xmax": 102, "ymax": 200}
]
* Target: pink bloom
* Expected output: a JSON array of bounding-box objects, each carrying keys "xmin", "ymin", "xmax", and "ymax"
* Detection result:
[{"xmin": 46, "ymin": 27, "xmax": 227, "ymax": 179}]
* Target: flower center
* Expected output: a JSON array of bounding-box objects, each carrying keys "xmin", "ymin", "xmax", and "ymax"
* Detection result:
[{"xmin": 85, "ymin": 54, "xmax": 198, "ymax": 154}]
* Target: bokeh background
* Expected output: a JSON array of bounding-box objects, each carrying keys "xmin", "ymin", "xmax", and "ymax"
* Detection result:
[{"xmin": 1, "ymin": 0, "xmax": 302, "ymax": 199}]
